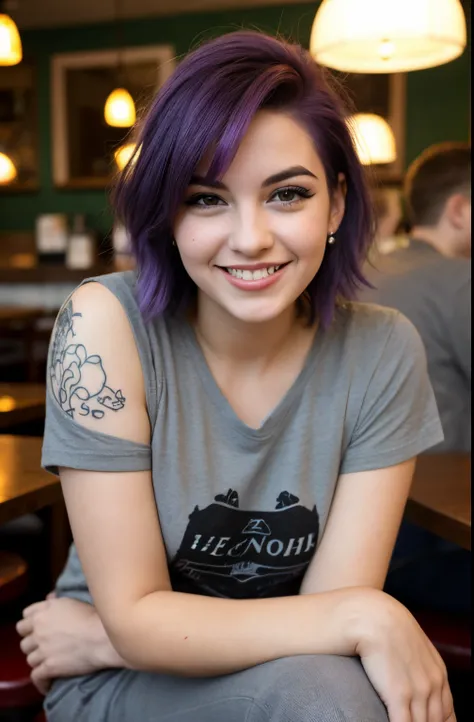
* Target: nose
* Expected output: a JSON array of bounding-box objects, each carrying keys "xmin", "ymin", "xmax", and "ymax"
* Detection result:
[{"xmin": 227, "ymin": 207, "xmax": 274, "ymax": 257}]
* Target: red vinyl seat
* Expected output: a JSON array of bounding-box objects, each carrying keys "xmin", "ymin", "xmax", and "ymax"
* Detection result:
[{"xmin": 0, "ymin": 551, "xmax": 43, "ymax": 712}]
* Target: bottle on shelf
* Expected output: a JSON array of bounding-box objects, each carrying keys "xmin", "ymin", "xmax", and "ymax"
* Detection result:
[
  {"xmin": 66, "ymin": 214, "xmax": 96, "ymax": 270},
  {"xmin": 35, "ymin": 214, "xmax": 68, "ymax": 265},
  {"xmin": 112, "ymin": 222, "xmax": 135, "ymax": 271}
]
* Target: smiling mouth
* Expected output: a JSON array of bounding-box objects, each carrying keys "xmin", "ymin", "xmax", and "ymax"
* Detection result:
[{"xmin": 219, "ymin": 263, "xmax": 290, "ymax": 281}]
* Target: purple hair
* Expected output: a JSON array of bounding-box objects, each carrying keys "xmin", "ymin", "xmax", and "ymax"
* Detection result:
[{"xmin": 113, "ymin": 31, "xmax": 374, "ymax": 328}]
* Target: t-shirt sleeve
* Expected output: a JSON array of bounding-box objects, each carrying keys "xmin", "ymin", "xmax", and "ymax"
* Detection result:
[
  {"xmin": 41, "ymin": 276, "xmax": 153, "ymax": 476},
  {"xmin": 41, "ymin": 390, "xmax": 152, "ymax": 475},
  {"xmin": 340, "ymin": 312, "xmax": 444, "ymax": 475}
]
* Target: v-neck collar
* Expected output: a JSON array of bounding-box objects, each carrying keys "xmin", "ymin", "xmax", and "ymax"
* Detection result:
[{"xmin": 177, "ymin": 318, "xmax": 325, "ymax": 442}]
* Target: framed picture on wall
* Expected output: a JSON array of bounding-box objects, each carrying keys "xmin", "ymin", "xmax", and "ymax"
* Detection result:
[
  {"xmin": 332, "ymin": 71, "xmax": 407, "ymax": 182},
  {"xmin": 51, "ymin": 45, "xmax": 175, "ymax": 188}
]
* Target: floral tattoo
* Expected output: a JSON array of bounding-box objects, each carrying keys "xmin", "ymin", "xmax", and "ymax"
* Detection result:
[{"xmin": 49, "ymin": 300, "xmax": 126, "ymax": 420}]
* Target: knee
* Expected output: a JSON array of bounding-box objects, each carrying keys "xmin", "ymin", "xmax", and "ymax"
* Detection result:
[{"xmin": 251, "ymin": 655, "xmax": 388, "ymax": 722}]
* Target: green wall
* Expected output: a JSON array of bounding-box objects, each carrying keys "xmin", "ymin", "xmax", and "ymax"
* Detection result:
[{"xmin": 0, "ymin": 1, "xmax": 470, "ymax": 234}]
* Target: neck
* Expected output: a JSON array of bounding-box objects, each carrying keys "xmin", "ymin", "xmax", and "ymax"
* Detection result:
[
  {"xmin": 410, "ymin": 226, "xmax": 460, "ymax": 258},
  {"xmin": 193, "ymin": 293, "xmax": 302, "ymax": 367}
]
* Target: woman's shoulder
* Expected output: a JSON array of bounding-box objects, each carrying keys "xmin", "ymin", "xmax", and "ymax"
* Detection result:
[
  {"xmin": 332, "ymin": 300, "xmax": 424, "ymax": 359},
  {"xmin": 77, "ymin": 269, "xmax": 139, "ymax": 305}
]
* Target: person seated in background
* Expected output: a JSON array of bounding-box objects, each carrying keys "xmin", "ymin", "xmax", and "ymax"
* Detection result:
[
  {"xmin": 360, "ymin": 142, "xmax": 471, "ymax": 615},
  {"xmin": 370, "ymin": 187, "xmax": 409, "ymax": 256}
]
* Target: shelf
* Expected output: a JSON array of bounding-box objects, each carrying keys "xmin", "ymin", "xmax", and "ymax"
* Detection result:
[{"xmin": 0, "ymin": 265, "xmax": 112, "ymax": 284}]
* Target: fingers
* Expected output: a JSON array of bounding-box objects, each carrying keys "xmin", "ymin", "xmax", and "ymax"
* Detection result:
[
  {"xmin": 19, "ymin": 635, "xmax": 38, "ymax": 655},
  {"xmin": 16, "ymin": 617, "xmax": 33, "ymax": 637},
  {"xmin": 31, "ymin": 665, "xmax": 52, "ymax": 696},
  {"xmin": 441, "ymin": 683, "xmax": 456, "ymax": 721},
  {"xmin": 386, "ymin": 697, "xmax": 411, "ymax": 722},
  {"xmin": 410, "ymin": 694, "xmax": 429, "ymax": 722},
  {"xmin": 27, "ymin": 648, "xmax": 45, "ymax": 668},
  {"xmin": 22, "ymin": 600, "xmax": 49, "ymax": 618}
]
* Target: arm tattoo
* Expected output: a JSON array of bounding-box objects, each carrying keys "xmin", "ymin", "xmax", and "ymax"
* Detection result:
[{"xmin": 49, "ymin": 300, "xmax": 126, "ymax": 420}]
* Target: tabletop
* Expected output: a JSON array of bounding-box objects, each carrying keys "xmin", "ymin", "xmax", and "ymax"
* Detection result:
[
  {"xmin": 0, "ymin": 435, "xmax": 61, "ymax": 526},
  {"xmin": 0, "ymin": 307, "xmax": 45, "ymax": 324},
  {"xmin": 407, "ymin": 453, "xmax": 471, "ymax": 551},
  {"xmin": 0, "ymin": 383, "xmax": 46, "ymax": 430}
]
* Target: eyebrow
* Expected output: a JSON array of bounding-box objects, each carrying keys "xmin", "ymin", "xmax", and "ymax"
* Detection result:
[{"xmin": 189, "ymin": 165, "xmax": 318, "ymax": 190}]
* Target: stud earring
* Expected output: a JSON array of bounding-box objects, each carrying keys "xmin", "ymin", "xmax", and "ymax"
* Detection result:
[{"xmin": 327, "ymin": 232, "xmax": 336, "ymax": 245}]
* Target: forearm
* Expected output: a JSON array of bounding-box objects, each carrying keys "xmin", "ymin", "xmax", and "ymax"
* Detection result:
[{"xmin": 107, "ymin": 587, "xmax": 369, "ymax": 676}]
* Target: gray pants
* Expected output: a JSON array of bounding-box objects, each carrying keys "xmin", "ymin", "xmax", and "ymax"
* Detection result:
[{"xmin": 44, "ymin": 655, "xmax": 388, "ymax": 722}]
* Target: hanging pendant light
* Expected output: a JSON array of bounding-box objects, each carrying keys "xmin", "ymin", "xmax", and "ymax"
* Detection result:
[
  {"xmin": 105, "ymin": 88, "xmax": 136, "ymax": 127},
  {"xmin": 310, "ymin": 0, "xmax": 467, "ymax": 73},
  {"xmin": 0, "ymin": 12, "xmax": 22, "ymax": 66},
  {"xmin": 0, "ymin": 151, "xmax": 17, "ymax": 183},
  {"xmin": 105, "ymin": 0, "xmax": 136, "ymax": 128},
  {"xmin": 114, "ymin": 142, "xmax": 138, "ymax": 170},
  {"xmin": 349, "ymin": 114, "xmax": 397, "ymax": 165}
]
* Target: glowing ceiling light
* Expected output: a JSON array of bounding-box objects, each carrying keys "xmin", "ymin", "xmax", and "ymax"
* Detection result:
[
  {"xmin": 114, "ymin": 142, "xmax": 138, "ymax": 170},
  {"xmin": 310, "ymin": 0, "xmax": 467, "ymax": 73},
  {"xmin": 0, "ymin": 152, "xmax": 17, "ymax": 183},
  {"xmin": 0, "ymin": 13, "xmax": 22, "ymax": 66},
  {"xmin": 104, "ymin": 88, "xmax": 136, "ymax": 128},
  {"xmin": 349, "ymin": 114, "xmax": 397, "ymax": 165}
]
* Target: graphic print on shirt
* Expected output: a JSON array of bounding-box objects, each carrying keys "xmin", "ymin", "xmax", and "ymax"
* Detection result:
[{"xmin": 169, "ymin": 489, "xmax": 319, "ymax": 598}]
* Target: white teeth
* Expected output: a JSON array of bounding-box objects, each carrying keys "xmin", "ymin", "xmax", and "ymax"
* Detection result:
[{"xmin": 226, "ymin": 265, "xmax": 282, "ymax": 280}]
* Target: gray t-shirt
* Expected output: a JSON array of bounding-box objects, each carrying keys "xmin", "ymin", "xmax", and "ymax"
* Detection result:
[
  {"xmin": 359, "ymin": 239, "xmax": 471, "ymax": 452},
  {"xmin": 42, "ymin": 271, "xmax": 443, "ymax": 604}
]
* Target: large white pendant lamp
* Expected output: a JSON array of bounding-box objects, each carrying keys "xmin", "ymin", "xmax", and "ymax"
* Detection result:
[
  {"xmin": 310, "ymin": 0, "xmax": 467, "ymax": 73},
  {"xmin": 0, "ymin": 12, "xmax": 22, "ymax": 66},
  {"xmin": 349, "ymin": 114, "xmax": 397, "ymax": 165}
]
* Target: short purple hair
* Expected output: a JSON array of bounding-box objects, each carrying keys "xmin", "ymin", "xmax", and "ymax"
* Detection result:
[{"xmin": 113, "ymin": 31, "xmax": 373, "ymax": 328}]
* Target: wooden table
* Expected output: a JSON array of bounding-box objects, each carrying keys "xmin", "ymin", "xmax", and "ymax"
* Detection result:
[
  {"xmin": 0, "ymin": 307, "xmax": 44, "ymax": 324},
  {"xmin": 0, "ymin": 383, "xmax": 46, "ymax": 430},
  {"xmin": 0, "ymin": 435, "xmax": 69, "ymax": 582},
  {"xmin": 407, "ymin": 454, "xmax": 471, "ymax": 551}
]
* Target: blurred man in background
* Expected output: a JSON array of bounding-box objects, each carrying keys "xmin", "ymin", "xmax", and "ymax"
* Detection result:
[
  {"xmin": 360, "ymin": 142, "xmax": 471, "ymax": 614},
  {"xmin": 362, "ymin": 142, "xmax": 471, "ymax": 452}
]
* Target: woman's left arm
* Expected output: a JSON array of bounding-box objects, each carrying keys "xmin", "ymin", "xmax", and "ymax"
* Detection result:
[{"xmin": 300, "ymin": 459, "xmax": 416, "ymax": 595}]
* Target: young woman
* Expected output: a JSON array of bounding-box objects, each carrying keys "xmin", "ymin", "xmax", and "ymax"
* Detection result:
[{"xmin": 18, "ymin": 31, "xmax": 453, "ymax": 722}]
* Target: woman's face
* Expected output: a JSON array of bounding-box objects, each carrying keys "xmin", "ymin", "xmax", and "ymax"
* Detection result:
[{"xmin": 173, "ymin": 110, "xmax": 345, "ymax": 325}]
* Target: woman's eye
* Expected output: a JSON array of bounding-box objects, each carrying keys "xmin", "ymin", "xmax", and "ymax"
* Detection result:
[
  {"xmin": 186, "ymin": 194, "xmax": 224, "ymax": 207},
  {"xmin": 275, "ymin": 189, "xmax": 299, "ymax": 203},
  {"xmin": 270, "ymin": 186, "xmax": 313, "ymax": 205}
]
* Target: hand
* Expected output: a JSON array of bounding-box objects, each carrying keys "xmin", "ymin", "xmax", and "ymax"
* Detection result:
[
  {"xmin": 354, "ymin": 590, "xmax": 456, "ymax": 722},
  {"xmin": 16, "ymin": 594, "xmax": 126, "ymax": 695}
]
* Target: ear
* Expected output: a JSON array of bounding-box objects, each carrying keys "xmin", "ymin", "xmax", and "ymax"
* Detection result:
[
  {"xmin": 445, "ymin": 193, "xmax": 471, "ymax": 230},
  {"xmin": 329, "ymin": 173, "xmax": 347, "ymax": 232}
]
